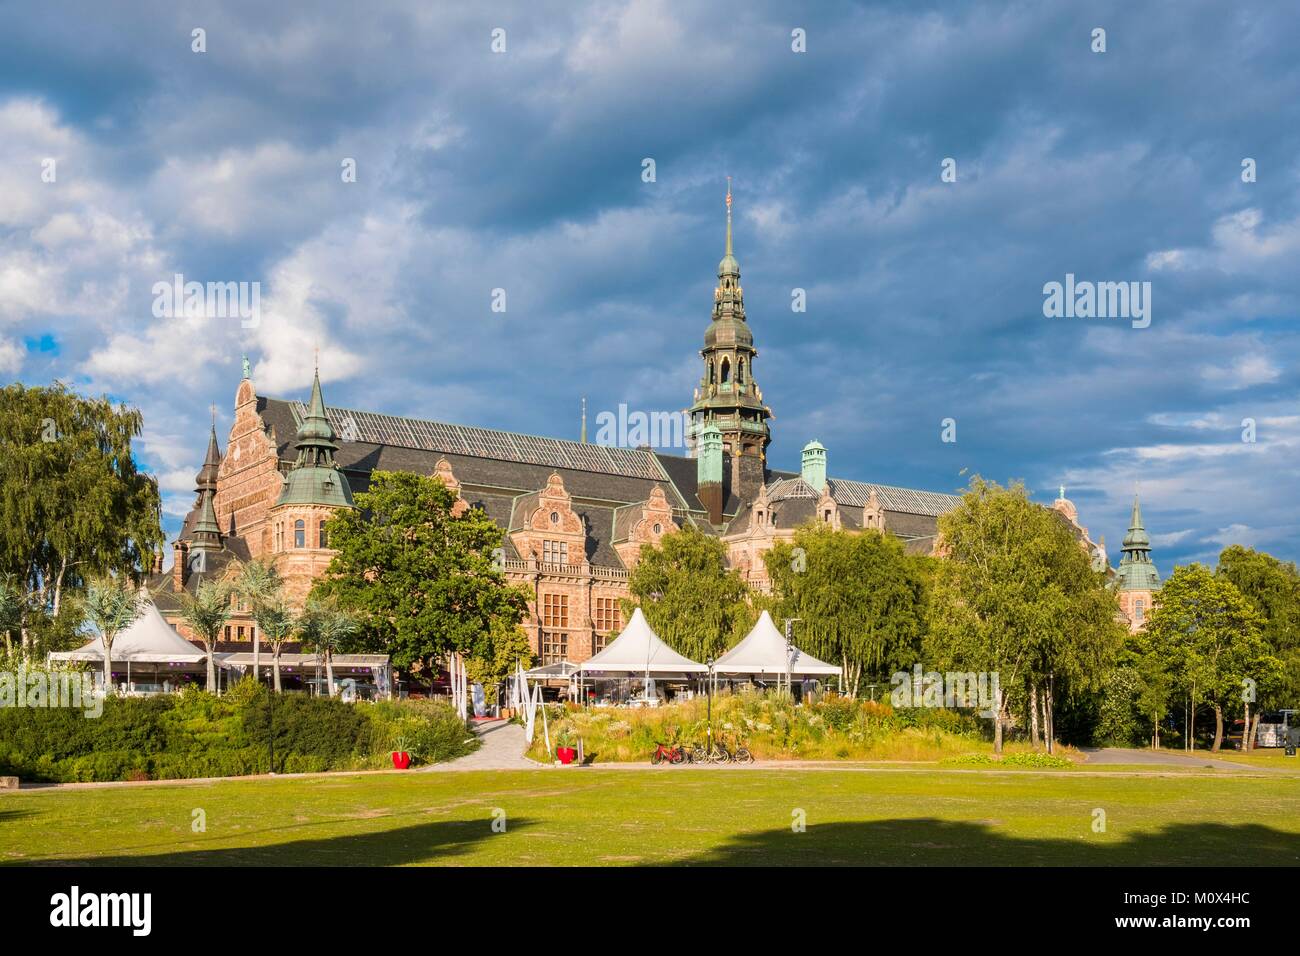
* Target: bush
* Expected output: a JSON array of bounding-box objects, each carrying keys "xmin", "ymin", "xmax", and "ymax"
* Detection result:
[{"xmin": 0, "ymin": 677, "xmax": 478, "ymax": 782}]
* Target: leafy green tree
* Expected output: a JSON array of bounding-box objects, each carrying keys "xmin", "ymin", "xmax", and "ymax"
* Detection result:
[
  {"xmin": 233, "ymin": 558, "xmax": 283, "ymax": 682},
  {"xmin": 764, "ymin": 524, "xmax": 929, "ymax": 695},
  {"xmin": 175, "ymin": 578, "xmax": 233, "ymax": 691},
  {"xmin": 0, "ymin": 383, "xmax": 163, "ymax": 652},
  {"xmin": 624, "ymin": 523, "xmax": 752, "ymax": 662},
  {"xmin": 1217, "ymin": 545, "xmax": 1300, "ymax": 745},
  {"xmin": 0, "ymin": 575, "xmax": 22, "ymax": 656},
  {"xmin": 465, "ymin": 619, "xmax": 535, "ymax": 703},
  {"xmin": 1145, "ymin": 564, "xmax": 1277, "ymax": 751},
  {"xmin": 925, "ymin": 478, "xmax": 1122, "ymax": 752},
  {"xmin": 253, "ymin": 599, "xmax": 298, "ymax": 693},
  {"xmin": 298, "ymin": 595, "xmax": 362, "ymax": 696},
  {"xmin": 83, "ymin": 575, "xmax": 145, "ymax": 690},
  {"xmin": 313, "ymin": 470, "xmax": 529, "ymax": 684}
]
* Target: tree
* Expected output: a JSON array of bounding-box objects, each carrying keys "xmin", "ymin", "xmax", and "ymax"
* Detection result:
[
  {"xmin": 83, "ymin": 576, "xmax": 145, "ymax": 692},
  {"xmin": 0, "ymin": 575, "xmax": 22, "ymax": 657},
  {"xmin": 298, "ymin": 595, "xmax": 361, "ymax": 696},
  {"xmin": 1145, "ymin": 564, "xmax": 1276, "ymax": 751},
  {"xmin": 465, "ymin": 619, "xmax": 535, "ymax": 703},
  {"xmin": 624, "ymin": 523, "xmax": 753, "ymax": 662},
  {"xmin": 253, "ymin": 599, "xmax": 298, "ymax": 693},
  {"xmin": 233, "ymin": 558, "xmax": 283, "ymax": 683},
  {"xmin": 764, "ymin": 524, "xmax": 929, "ymax": 695},
  {"xmin": 175, "ymin": 578, "xmax": 233, "ymax": 692},
  {"xmin": 312, "ymin": 471, "xmax": 529, "ymax": 684},
  {"xmin": 925, "ymin": 478, "xmax": 1122, "ymax": 752},
  {"xmin": 0, "ymin": 383, "xmax": 163, "ymax": 652},
  {"xmin": 1216, "ymin": 545, "xmax": 1300, "ymax": 747}
]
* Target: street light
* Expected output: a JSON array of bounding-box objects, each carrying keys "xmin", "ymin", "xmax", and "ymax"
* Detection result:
[
  {"xmin": 782, "ymin": 617, "xmax": 801, "ymax": 697},
  {"xmin": 705, "ymin": 656, "xmax": 715, "ymax": 746}
]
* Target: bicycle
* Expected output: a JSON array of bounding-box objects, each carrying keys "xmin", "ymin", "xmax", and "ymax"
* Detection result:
[{"xmin": 651, "ymin": 741, "xmax": 687, "ymax": 765}]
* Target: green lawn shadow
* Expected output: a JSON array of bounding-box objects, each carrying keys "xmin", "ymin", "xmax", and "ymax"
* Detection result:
[{"xmin": 669, "ymin": 818, "xmax": 1300, "ymax": 867}]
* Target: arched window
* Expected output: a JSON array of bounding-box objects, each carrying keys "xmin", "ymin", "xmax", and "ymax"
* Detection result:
[
  {"xmin": 1134, "ymin": 599, "xmax": 1145, "ymax": 622},
  {"xmin": 720, "ymin": 357, "xmax": 731, "ymax": 384},
  {"xmin": 738, "ymin": 358, "xmax": 746, "ymax": 384},
  {"xmin": 707, "ymin": 360, "xmax": 715, "ymax": 384},
  {"xmin": 319, "ymin": 520, "xmax": 328, "ymax": 549},
  {"xmin": 294, "ymin": 519, "xmax": 305, "ymax": 549}
]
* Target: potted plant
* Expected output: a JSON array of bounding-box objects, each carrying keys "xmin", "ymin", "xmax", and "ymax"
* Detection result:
[
  {"xmin": 555, "ymin": 727, "xmax": 578, "ymax": 765},
  {"xmin": 391, "ymin": 734, "xmax": 413, "ymax": 770}
]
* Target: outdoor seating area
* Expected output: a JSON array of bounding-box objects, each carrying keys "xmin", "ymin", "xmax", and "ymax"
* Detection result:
[{"xmin": 48, "ymin": 600, "xmax": 393, "ymax": 698}]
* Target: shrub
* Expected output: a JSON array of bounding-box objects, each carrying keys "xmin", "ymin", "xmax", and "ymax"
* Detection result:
[{"xmin": 0, "ymin": 685, "xmax": 478, "ymax": 782}]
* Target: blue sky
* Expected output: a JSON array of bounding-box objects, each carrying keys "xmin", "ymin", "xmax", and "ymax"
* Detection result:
[{"xmin": 1, "ymin": 0, "xmax": 1297, "ymax": 571}]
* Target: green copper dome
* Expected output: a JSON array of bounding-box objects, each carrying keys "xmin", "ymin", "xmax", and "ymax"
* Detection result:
[
  {"xmin": 1116, "ymin": 495, "xmax": 1159, "ymax": 591},
  {"xmin": 275, "ymin": 368, "xmax": 354, "ymax": 509}
]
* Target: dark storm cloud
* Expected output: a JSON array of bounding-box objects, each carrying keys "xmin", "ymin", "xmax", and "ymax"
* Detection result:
[{"xmin": 1, "ymin": 0, "xmax": 1297, "ymax": 568}]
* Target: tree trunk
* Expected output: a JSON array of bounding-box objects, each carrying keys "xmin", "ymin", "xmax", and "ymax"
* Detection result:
[
  {"xmin": 1029, "ymin": 685, "xmax": 1040, "ymax": 748},
  {"xmin": 325, "ymin": 651, "xmax": 336, "ymax": 697},
  {"xmin": 1045, "ymin": 675, "xmax": 1054, "ymax": 755},
  {"xmin": 273, "ymin": 651, "xmax": 282, "ymax": 693},
  {"xmin": 1211, "ymin": 704, "xmax": 1224, "ymax": 752},
  {"xmin": 993, "ymin": 687, "xmax": 1005, "ymax": 754},
  {"xmin": 1188, "ymin": 692, "xmax": 1196, "ymax": 751},
  {"xmin": 51, "ymin": 555, "xmax": 67, "ymax": 619},
  {"xmin": 205, "ymin": 646, "xmax": 216, "ymax": 693},
  {"xmin": 1243, "ymin": 699, "xmax": 1251, "ymax": 752},
  {"xmin": 103, "ymin": 639, "xmax": 113, "ymax": 695},
  {"xmin": 1249, "ymin": 712, "xmax": 1261, "ymax": 751}
]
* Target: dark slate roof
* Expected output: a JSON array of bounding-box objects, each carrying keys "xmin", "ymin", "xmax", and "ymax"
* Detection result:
[{"xmin": 149, "ymin": 542, "xmax": 249, "ymax": 608}]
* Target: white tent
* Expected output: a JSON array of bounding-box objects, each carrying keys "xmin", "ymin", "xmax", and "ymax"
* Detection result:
[
  {"xmin": 714, "ymin": 610, "xmax": 839, "ymax": 677},
  {"xmin": 49, "ymin": 602, "xmax": 207, "ymax": 664},
  {"xmin": 578, "ymin": 608, "xmax": 707, "ymax": 674}
]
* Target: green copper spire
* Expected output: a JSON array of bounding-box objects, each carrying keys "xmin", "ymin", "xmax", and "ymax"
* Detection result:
[
  {"xmin": 1116, "ymin": 494, "xmax": 1159, "ymax": 590},
  {"xmin": 189, "ymin": 422, "xmax": 223, "ymax": 546},
  {"xmin": 275, "ymin": 368, "xmax": 353, "ymax": 509},
  {"xmin": 718, "ymin": 178, "xmax": 739, "ymax": 277}
]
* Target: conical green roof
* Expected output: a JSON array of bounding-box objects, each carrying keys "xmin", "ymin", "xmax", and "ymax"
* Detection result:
[
  {"xmin": 1116, "ymin": 494, "xmax": 1159, "ymax": 590},
  {"xmin": 275, "ymin": 368, "xmax": 353, "ymax": 509}
]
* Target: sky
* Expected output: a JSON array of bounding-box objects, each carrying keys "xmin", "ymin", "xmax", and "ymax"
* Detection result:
[{"xmin": 1, "ymin": 0, "xmax": 1297, "ymax": 572}]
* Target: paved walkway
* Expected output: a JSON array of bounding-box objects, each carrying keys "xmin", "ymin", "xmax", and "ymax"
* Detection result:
[
  {"xmin": 1079, "ymin": 747, "xmax": 1255, "ymax": 771},
  {"xmin": 420, "ymin": 718, "xmax": 543, "ymax": 771}
]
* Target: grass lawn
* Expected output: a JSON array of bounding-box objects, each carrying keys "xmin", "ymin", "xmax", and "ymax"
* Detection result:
[{"xmin": 4, "ymin": 765, "xmax": 1299, "ymax": 866}]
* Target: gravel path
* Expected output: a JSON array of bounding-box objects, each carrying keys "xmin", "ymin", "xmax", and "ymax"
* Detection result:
[
  {"xmin": 419, "ymin": 718, "xmax": 544, "ymax": 771},
  {"xmin": 1079, "ymin": 747, "xmax": 1256, "ymax": 771}
]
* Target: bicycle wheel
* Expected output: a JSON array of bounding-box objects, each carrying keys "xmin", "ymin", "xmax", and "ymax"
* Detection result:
[
  {"xmin": 690, "ymin": 746, "xmax": 708, "ymax": 763},
  {"xmin": 670, "ymin": 749, "xmax": 686, "ymax": 764},
  {"xmin": 711, "ymin": 747, "xmax": 731, "ymax": 763},
  {"xmin": 735, "ymin": 747, "xmax": 754, "ymax": 764},
  {"xmin": 651, "ymin": 749, "xmax": 663, "ymax": 765}
]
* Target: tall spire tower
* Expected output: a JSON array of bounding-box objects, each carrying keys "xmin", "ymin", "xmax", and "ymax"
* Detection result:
[
  {"xmin": 688, "ymin": 181, "xmax": 772, "ymax": 501},
  {"xmin": 1116, "ymin": 494, "xmax": 1160, "ymax": 631}
]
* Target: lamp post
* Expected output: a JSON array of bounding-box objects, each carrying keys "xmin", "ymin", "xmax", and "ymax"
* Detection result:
[
  {"xmin": 782, "ymin": 617, "xmax": 801, "ymax": 697},
  {"xmin": 705, "ymin": 656, "xmax": 715, "ymax": 746}
]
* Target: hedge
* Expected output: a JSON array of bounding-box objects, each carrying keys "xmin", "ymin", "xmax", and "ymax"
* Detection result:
[{"xmin": 0, "ymin": 678, "xmax": 478, "ymax": 783}]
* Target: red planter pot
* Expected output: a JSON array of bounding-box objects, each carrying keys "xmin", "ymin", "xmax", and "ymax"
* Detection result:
[
  {"xmin": 556, "ymin": 747, "xmax": 576, "ymax": 765},
  {"xmin": 392, "ymin": 751, "xmax": 411, "ymax": 769}
]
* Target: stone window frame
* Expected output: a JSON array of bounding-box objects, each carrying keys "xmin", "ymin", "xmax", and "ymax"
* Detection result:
[
  {"xmin": 541, "ymin": 593, "xmax": 568, "ymax": 628},
  {"xmin": 294, "ymin": 518, "xmax": 305, "ymax": 549}
]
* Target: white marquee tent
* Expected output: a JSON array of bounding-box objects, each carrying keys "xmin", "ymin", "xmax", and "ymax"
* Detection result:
[
  {"xmin": 49, "ymin": 602, "xmax": 207, "ymax": 666},
  {"xmin": 579, "ymin": 608, "xmax": 707, "ymax": 675},
  {"xmin": 714, "ymin": 610, "xmax": 840, "ymax": 678}
]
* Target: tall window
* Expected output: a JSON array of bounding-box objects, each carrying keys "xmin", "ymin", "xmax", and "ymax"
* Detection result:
[
  {"xmin": 1134, "ymin": 599, "xmax": 1145, "ymax": 622},
  {"xmin": 542, "ymin": 540, "xmax": 569, "ymax": 565},
  {"xmin": 318, "ymin": 519, "xmax": 328, "ymax": 549},
  {"xmin": 294, "ymin": 518, "xmax": 305, "ymax": 548},
  {"xmin": 594, "ymin": 597, "xmax": 621, "ymax": 635},
  {"xmin": 542, "ymin": 593, "xmax": 568, "ymax": 629},
  {"xmin": 542, "ymin": 631, "xmax": 568, "ymax": 664}
]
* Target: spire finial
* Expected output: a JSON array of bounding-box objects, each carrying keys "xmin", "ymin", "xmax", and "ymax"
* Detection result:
[
  {"xmin": 725, "ymin": 177, "xmax": 733, "ymax": 257},
  {"xmin": 1059, "ymin": 484, "xmax": 1066, "ymax": 500},
  {"xmin": 580, "ymin": 397, "xmax": 588, "ymax": 444},
  {"xmin": 241, "ymin": 354, "xmax": 250, "ymax": 379}
]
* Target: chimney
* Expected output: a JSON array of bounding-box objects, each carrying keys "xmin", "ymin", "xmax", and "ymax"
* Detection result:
[
  {"xmin": 173, "ymin": 540, "xmax": 189, "ymax": 591},
  {"xmin": 696, "ymin": 424, "xmax": 724, "ymax": 526},
  {"xmin": 801, "ymin": 440, "xmax": 827, "ymax": 492}
]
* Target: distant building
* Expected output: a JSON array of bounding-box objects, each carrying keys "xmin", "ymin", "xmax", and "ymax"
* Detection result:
[
  {"xmin": 153, "ymin": 187, "xmax": 1123, "ymax": 663},
  {"xmin": 1114, "ymin": 495, "xmax": 1161, "ymax": 631}
]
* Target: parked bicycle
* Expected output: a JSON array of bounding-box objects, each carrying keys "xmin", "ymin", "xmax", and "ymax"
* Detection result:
[
  {"xmin": 651, "ymin": 741, "xmax": 687, "ymax": 765},
  {"xmin": 689, "ymin": 739, "xmax": 731, "ymax": 763}
]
